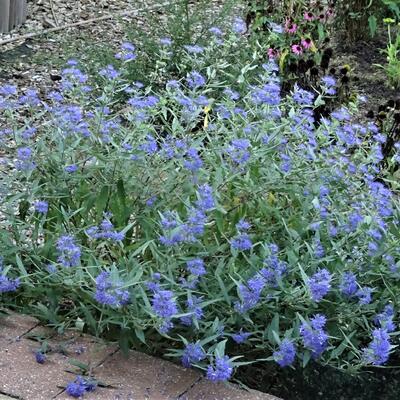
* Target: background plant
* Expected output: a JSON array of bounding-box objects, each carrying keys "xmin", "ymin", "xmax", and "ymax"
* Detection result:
[
  {"xmin": 334, "ymin": 0, "xmax": 400, "ymax": 41},
  {"xmin": 375, "ymin": 19, "xmax": 400, "ymax": 89}
]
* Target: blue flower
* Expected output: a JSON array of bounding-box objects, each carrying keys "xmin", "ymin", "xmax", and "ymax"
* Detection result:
[
  {"xmin": 182, "ymin": 208, "xmax": 207, "ymax": 241},
  {"xmin": 209, "ymin": 26, "xmax": 223, "ymax": 36},
  {"xmin": 292, "ymin": 84, "xmax": 314, "ymax": 105},
  {"xmin": 300, "ymin": 314, "xmax": 328, "ymax": 358},
  {"xmin": 64, "ymin": 164, "xmax": 78, "ymax": 173},
  {"xmin": 223, "ymin": 88, "xmax": 240, "ymax": 101},
  {"xmin": 232, "ymin": 330, "xmax": 251, "ymax": 344},
  {"xmin": 374, "ymin": 305, "xmax": 396, "ymax": 332},
  {"xmin": 34, "ymin": 201, "xmax": 48, "ymax": 214},
  {"xmin": 151, "ymin": 289, "xmax": 178, "ymax": 318},
  {"xmin": 207, "ymin": 356, "xmax": 233, "ymax": 382},
  {"xmin": 184, "ymin": 148, "xmax": 203, "ymax": 171},
  {"xmin": 160, "ymin": 37, "xmax": 172, "ymax": 46},
  {"xmin": 187, "ymin": 71, "xmax": 206, "ymax": 89},
  {"xmin": 236, "ymin": 219, "xmax": 250, "ymax": 232},
  {"xmin": 321, "ymin": 76, "xmax": 336, "ymax": 95},
  {"xmin": 66, "ymin": 376, "xmax": 96, "ymax": 398},
  {"xmin": 19, "ymin": 88, "xmax": 41, "ymax": 107},
  {"xmin": 86, "ymin": 217, "xmax": 125, "ymax": 241},
  {"xmin": 160, "ymin": 211, "xmax": 179, "ymax": 230},
  {"xmin": 65, "ymin": 380, "xmax": 85, "ymax": 398},
  {"xmin": 99, "ymin": 65, "xmax": 120, "ymax": 80},
  {"xmin": 232, "ymin": 17, "xmax": 246, "ymax": 34},
  {"xmin": 180, "ymin": 295, "xmax": 204, "ymax": 326},
  {"xmin": 260, "ymin": 249, "xmax": 288, "ymax": 287},
  {"xmin": 321, "ymin": 76, "xmax": 336, "ymax": 88},
  {"xmin": 313, "ymin": 239, "xmax": 325, "ymax": 258},
  {"xmin": 340, "ymin": 272, "xmax": 358, "ymax": 297},
  {"xmin": 15, "ymin": 147, "xmax": 36, "ymax": 171},
  {"xmin": 195, "ymin": 184, "xmax": 214, "ymax": 211},
  {"xmin": 280, "ymin": 153, "xmax": 292, "ymax": 173},
  {"xmin": 231, "ymin": 233, "xmax": 252, "ymax": 251},
  {"xmin": 35, "ymin": 351, "xmax": 46, "ymax": 364},
  {"xmin": 115, "ymin": 42, "xmax": 136, "ymax": 61},
  {"xmin": 226, "ymin": 139, "xmax": 251, "ymax": 166},
  {"xmin": 234, "ymin": 275, "xmax": 265, "ymax": 313},
  {"xmin": 184, "ymin": 45, "xmax": 204, "ymax": 54},
  {"xmin": 308, "ymin": 268, "xmax": 332, "ymax": 302},
  {"xmin": 363, "ymin": 328, "xmax": 391, "ymax": 365},
  {"xmin": 186, "ymin": 259, "xmax": 206, "ymax": 276},
  {"xmin": 0, "ymin": 84, "xmax": 17, "ymax": 97},
  {"xmin": 139, "ymin": 135, "xmax": 158, "ymax": 155},
  {"xmin": 182, "ymin": 343, "xmax": 205, "ymax": 368},
  {"xmin": 128, "ymin": 95, "xmax": 159, "ymax": 109},
  {"xmin": 251, "ymin": 82, "xmax": 281, "ymax": 106},
  {"xmin": 94, "ymin": 271, "xmax": 130, "ymax": 308},
  {"xmin": 356, "ymin": 287, "xmax": 373, "ymax": 305},
  {"xmin": 0, "ymin": 272, "xmax": 20, "ymax": 293},
  {"xmin": 56, "ymin": 235, "xmax": 81, "ymax": 267},
  {"xmin": 273, "ymin": 339, "xmax": 296, "ymax": 367},
  {"xmin": 159, "ymin": 320, "xmax": 174, "ymax": 334},
  {"xmin": 331, "ymin": 107, "xmax": 351, "ymax": 121}
]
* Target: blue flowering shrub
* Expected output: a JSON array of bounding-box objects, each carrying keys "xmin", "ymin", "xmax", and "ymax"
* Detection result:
[{"xmin": 0, "ymin": 19, "xmax": 399, "ymax": 381}]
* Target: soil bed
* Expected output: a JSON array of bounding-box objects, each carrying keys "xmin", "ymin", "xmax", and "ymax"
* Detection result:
[{"xmin": 236, "ymin": 359, "xmax": 400, "ymax": 400}]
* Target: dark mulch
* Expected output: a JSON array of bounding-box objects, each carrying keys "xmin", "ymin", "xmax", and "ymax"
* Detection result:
[
  {"xmin": 236, "ymin": 360, "xmax": 400, "ymax": 400},
  {"xmin": 333, "ymin": 30, "xmax": 399, "ymax": 111}
]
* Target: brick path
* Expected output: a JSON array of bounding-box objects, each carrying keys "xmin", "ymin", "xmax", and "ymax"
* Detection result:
[{"xmin": 0, "ymin": 312, "xmax": 280, "ymax": 400}]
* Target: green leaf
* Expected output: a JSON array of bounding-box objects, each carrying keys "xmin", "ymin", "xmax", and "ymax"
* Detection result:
[
  {"xmin": 215, "ymin": 340, "xmax": 227, "ymax": 357},
  {"xmin": 368, "ymin": 15, "xmax": 377, "ymax": 37},
  {"xmin": 96, "ymin": 186, "xmax": 110, "ymax": 219},
  {"xmin": 68, "ymin": 359, "xmax": 89, "ymax": 372},
  {"xmin": 15, "ymin": 254, "xmax": 28, "ymax": 279},
  {"xmin": 134, "ymin": 328, "xmax": 146, "ymax": 344}
]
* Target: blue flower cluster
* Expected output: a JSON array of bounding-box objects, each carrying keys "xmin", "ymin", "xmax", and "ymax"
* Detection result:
[
  {"xmin": 0, "ymin": 258, "xmax": 20, "ymax": 293},
  {"xmin": 300, "ymin": 314, "xmax": 329, "ymax": 359},
  {"xmin": 273, "ymin": 339, "xmax": 297, "ymax": 367},
  {"xmin": 308, "ymin": 268, "xmax": 332, "ymax": 302},
  {"xmin": 182, "ymin": 342, "xmax": 206, "ymax": 368},
  {"xmin": 86, "ymin": 216, "xmax": 125, "ymax": 241},
  {"xmin": 65, "ymin": 375, "xmax": 97, "ymax": 398},
  {"xmin": 206, "ymin": 356, "xmax": 233, "ymax": 382},
  {"xmin": 159, "ymin": 184, "xmax": 214, "ymax": 246},
  {"xmin": 150, "ymin": 286, "xmax": 178, "ymax": 333},
  {"xmin": 94, "ymin": 271, "xmax": 130, "ymax": 308},
  {"xmin": 56, "ymin": 235, "xmax": 81, "ymax": 267}
]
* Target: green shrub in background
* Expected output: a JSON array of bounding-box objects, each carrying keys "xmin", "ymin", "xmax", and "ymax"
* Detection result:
[{"xmin": 376, "ymin": 19, "xmax": 400, "ymax": 89}]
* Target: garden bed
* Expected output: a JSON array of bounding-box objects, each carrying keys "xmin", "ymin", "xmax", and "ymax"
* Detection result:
[{"xmin": 1, "ymin": 1, "xmax": 400, "ymax": 399}]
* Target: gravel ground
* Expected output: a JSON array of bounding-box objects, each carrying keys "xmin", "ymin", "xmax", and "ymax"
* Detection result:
[{"xmin": 0, "ymin": 1, "xmax": 174, "ymax": 93}]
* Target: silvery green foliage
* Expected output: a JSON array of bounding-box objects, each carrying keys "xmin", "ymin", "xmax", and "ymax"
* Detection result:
[{"xmin": 0, "ymin": 20, "xmax": 399, "ymax": 379}]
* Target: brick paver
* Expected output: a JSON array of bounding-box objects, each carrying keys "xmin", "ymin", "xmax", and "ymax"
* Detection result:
[
  {"xmin": 0, "ymin": 312, "xmax": 280, "ymax": 400},
  {"xmin": 179, "ymin": 378, "xmax": 280, "ymax": 400},
  {"xmin": 0, "ymin": 312, "xmax": 39, "ymax": 341},
  {"xmin": 89, "ymin": 348, "xmax": 202, "ymax": 400}
]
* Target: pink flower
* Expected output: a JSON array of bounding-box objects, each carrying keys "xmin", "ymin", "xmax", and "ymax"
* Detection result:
[
  {"xmin": 304, "ymin": 12, "xmax": 314, "ymax": 21},
  {"xmin": 285, "ymin": 20, "xmax": 298, "ymax": 34},
  {"xmin": 326, "ymin": 8, "xmax": 334, "ymax": 18},
  {"xmin": 291, "ymin": 44, "xmax": 303, "ymax": 55},
  {"xmin": 301, "ymin": 38, "xmax": 313, "ymax": 49},
  {"xmin": 267, "ymin": 48, "xmax": 279, "ymax": 59}
]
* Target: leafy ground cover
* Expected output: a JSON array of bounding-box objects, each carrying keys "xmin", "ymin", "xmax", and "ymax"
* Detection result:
[{"xmin": 1, "ymin": 1, "xmax": 400, "ymax": 399}]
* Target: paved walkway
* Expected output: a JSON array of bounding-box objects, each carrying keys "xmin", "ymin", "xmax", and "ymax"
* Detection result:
[{"xmin": 0, "ymin": 312, "xmax": 280, "ymax": 400}]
